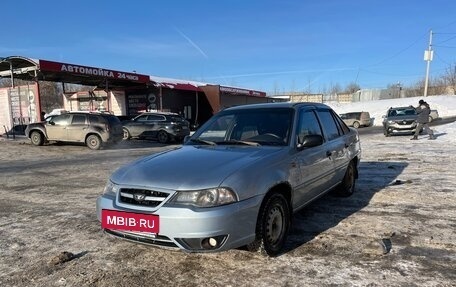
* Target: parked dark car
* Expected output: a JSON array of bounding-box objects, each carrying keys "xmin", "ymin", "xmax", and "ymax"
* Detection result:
[
  {"xmin": 24, "ymin": 112, "xmax": 123, "ymax": 149},
  {"xmin": 382, "ymin": 106, "xmax": 419, "ymax": 136},
  {"xmin": 122, "ymin": 112, "xmax": 190, "ymax": 143},
  {"xmin": 97, "ymin": 102, "xmax": 361, "ymax": 256}
]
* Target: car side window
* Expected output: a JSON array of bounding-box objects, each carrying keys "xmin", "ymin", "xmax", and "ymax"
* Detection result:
[
  {"xmin": 51, "ymin": 114, "xmax": 70, "ymax": 126},
  {"xmin": 297, "ymin": 110, "xmax": 323, "ymax": 141},
  {"xmin": 333, "ymin": 112, "xmax": 350, "ymax": 134},
  {"xmin": 89, "ymin": 115, "xmax": 100, "ymax": 124},
  {"xmin": 136, "ymin": 115, "xmax": 148, "ymax": 122},
  {"xmin": 71, "ymin": 115, "xmax": 87, "ymax": 125},
  {"xmin": 147, "ymin": 115, "xmax": 165, "ymax": 121},
  {"xmin": 317, "ymin": 109, "xmax": 340, "ymax": 141}
]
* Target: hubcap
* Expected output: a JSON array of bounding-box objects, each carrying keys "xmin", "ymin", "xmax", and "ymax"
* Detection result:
[{"xmin": 267, "ymin": 206, "xmax": 283, "ymax": 244}]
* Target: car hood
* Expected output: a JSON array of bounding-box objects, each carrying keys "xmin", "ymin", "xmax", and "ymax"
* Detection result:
[{"xmin": 111, "ymin": 145, "xmax": 284, "ymax": 190}]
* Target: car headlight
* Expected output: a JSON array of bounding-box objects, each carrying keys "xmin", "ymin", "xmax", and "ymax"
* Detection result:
[
  {"xmin": 103, "ymin": 180, "xmax": 120, "ymax": 195},
  {"xmin": 170, "ymin": 187, "xmax": 238, "ymax": 207},
  {"xmin": 387, "ymin": 120, "xmax": 395, "ymax": 124}
]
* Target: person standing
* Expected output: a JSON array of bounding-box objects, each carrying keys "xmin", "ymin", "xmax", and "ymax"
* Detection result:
[{"xmin": 411, "ymin": 99, "xmax": 435, "ymax": 140}]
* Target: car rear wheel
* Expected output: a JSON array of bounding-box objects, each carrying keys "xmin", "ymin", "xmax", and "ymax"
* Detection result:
[
  {"xmin": 353, "ymin": 121, "xmax": 360, "ymax": 129},
  {"xmin": 157, "ymin": 131, "xmax": 169, "ymax": 143},
  {"xmin": 123, "ymin": 128, "xmax": 131, "ymax": 140},
  {"xmin": 336, "ymin": 161, "xmax": 356, "ymax": 197},
  {"xmin": 247, "ymin": 193, "xmax": 290, "ymax": 256},
  {"xmin": 30, "ymin": 131, "xmax": 44, "ymax": 146},
  {"xmin": 86, "ymin": 135, "xmax": 102, "ymax": 150}
]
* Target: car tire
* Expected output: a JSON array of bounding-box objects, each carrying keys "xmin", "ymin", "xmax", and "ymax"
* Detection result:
[
  {"xmin": 353, "ymin": 121, "xmax": 360, "ymax": 129},
  {"xmin": 336, "ymin": 161, "xmax": 356, "ymax": 197},
  {"xmin": 30, "ymin": 131, "xmax": 44, "ymax": 146},
  {"xmin": 247, "ymin": 193, "xmax": 290, "ymax": 256},
  {"xmin": 123, "ymin": 128, "xmax": 131, "ymax": 140},
  {"xmin": 157, "ymin": 131, "xmax": 169, "ymax": 144},
  {"xmin": 86, "ymin": 134, "xmax": 102, "ymax": 150}
]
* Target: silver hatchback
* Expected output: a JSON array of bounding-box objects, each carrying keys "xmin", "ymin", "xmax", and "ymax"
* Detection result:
[{"xmin": 96, "ymin": 102, "xmax": 361, "ymax": 256}]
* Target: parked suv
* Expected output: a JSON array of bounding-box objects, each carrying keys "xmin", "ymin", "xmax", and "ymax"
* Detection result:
[
  {"xmin": 97, "ymin": 102, "xmax": 361, "ymax": 256},
  {"xmin": 122, "ymin": 112, "xmax": 190, "ymax": 143},
  {"xmin": 382, "ymin": 106, "xmax": 419, "ymax": 137},
  {"xmin": 25, "ymin": 112, "xmax": 123, "ymax": 149},
  {"xmin": 339, "ymin": 111, "xmax": 372, "ymax": 128}
]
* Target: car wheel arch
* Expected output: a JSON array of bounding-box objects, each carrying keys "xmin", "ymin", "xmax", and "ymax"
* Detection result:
[
  {"xmin": 246, "ymin": 183, "xmax": 292, "ymax": 256},
  {"xmin": 256, "ymin": 182, "xmax": 293, "ymax": 230},
  {"xmin": 85, "ymin": 133, "xmax": 103, "ymax": 149}
]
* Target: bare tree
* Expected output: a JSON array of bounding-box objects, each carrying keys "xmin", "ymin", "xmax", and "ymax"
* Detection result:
[
  {"xmin": 428, "ymin": 78, "xmax": 447, "ymax": 95},
  {"xmin": 443, "ymin": 64, "xmax": 456, "ymax": 95},
  {"xmin": 344, "ymin": 82, "xmax": 361, "ymax": 94},
  {"xmin": 39, "ymin": 81, "xmax": 63, "ymax": 113}
]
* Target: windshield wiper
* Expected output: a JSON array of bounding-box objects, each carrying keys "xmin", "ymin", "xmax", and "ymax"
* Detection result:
[
  {"xmin": 217, "ymin": 139, "xmax": 260, "ymax": 146},
  {"xmin": 189, "ymin": 138, "xmax": 216, "ymax": 145}
]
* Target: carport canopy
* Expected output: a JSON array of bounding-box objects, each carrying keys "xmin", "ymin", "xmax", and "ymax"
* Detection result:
[{"xmin": 0, "ymin": 56, "xmax": 151, "ymax": 89}]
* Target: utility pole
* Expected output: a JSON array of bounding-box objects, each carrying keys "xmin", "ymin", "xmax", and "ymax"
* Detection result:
[{"xmin": 423, "ymin": 30, "xmax": 433, "ymax": 97}]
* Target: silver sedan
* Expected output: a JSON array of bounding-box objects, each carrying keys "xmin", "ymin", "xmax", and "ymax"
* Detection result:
[{"xmin": 96, "ymin": 102, "xmax": 361, "ymax": 256}]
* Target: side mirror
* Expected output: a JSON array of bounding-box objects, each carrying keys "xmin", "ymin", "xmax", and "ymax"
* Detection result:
[
  {"xmin": 297, "ymin": 134, "xmax": 323, "ymax": 150},
  {"xmin": 49, "ymin": 121, "xmax": 55, "ymax": 125}
]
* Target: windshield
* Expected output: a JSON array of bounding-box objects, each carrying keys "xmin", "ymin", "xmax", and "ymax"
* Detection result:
[
  {"xmin": 388, "ymin": 108, "xmax": 416, "ymax": 117},
  {"xmin": 189, "ymin": 108, "xmax": 293, "ymax": 146}
]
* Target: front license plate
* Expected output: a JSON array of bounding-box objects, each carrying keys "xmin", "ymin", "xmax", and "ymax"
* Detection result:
[{"xmin": 102, "ymin": 209, "xmax": 159, "ymax": 233}]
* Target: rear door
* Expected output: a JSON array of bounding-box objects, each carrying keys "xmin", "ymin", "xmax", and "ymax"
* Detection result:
[
  {"xmin": 46, "ymin": 114, "xmax": 70, "ymax": 141},
  {"xmin": 144, "ymin": 114, "xmax": 165, "ymax": 138},
  {"xmin": 316, "ymin": 108, "xmax": 351, "ymax": 185},
  {"xmin": 66, "ymin": 114, "xmax": 89, "ymax": 142},
  {"xmin": 292, "ymin": 108, "xmax": 335, "ymax": 209}
]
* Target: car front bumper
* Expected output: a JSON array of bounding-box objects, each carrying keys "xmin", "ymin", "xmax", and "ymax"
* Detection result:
[
  {"xmin": 385, "ymin": 123, "xmax": 418, "ymax": 134},
  {"xmin": 96, "ymin": 192, "xmax": 262, "ymax": 252}
]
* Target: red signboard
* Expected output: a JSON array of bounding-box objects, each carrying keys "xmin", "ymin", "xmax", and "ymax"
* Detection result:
[
  {"xmin": 39, "ymin": 60, "xmax": 150, "ymax": 83},
  {"xmin": 220, "ymin": 86, "xmax": 266, "ymax": 97}
]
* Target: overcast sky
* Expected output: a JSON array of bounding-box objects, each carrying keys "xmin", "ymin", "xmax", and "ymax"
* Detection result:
[{"xmin": 2, "ymin": 0, "xmax": 456, "ymax": 94}]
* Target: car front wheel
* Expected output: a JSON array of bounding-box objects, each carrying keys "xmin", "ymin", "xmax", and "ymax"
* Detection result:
[
  {"xmin": 123, "ymin": 128, "xmax": 131, "ymax": 140},
  {"xmin": 30, "ymin": 131, "xmax": 44, "ymax": 146},
  {"xmin": 247, "ymin": 193, "xmax": 290, "ymax": 256},
  {"xmin": 86, "ymin": 135, "xmax": 102, "ymax": 150}
]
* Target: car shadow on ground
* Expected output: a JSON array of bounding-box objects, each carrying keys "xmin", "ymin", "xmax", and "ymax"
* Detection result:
[{"xmin": 281, "ymin": 160, "xmax": 408, "ymax": 255}]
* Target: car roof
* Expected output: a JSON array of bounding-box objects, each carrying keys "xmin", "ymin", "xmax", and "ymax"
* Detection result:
[
  {"xmin": 66, "ymin": 111, "xmax": 115, "ymax": 117},
  {"xmin": 223, "ymin": 102, "xmax": 330, "ymax": 111},
  {"xmin": 140, "ymin": 112, "xmax": 180, "ymax": 116},
  {"xmin": 388, "ymin": 106, "xmax": 415, "ymax": 110}
]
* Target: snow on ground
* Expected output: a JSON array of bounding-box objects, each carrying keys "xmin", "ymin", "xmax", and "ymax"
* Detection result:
[{"xmin": 328, "ymin": 95, "xmax": 456, "ymax": 127}]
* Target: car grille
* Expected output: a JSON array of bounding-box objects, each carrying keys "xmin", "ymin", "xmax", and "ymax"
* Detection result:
[
  {"xmin": 119, "ymin": 188, "xmax": 170, "ymax": 207},
  {"xmin": 396, "ymin": 119, "xmax": 415, "ymax": 125},
  {"xmin": 105, "ymin": 229, "xmax": 178, "ymax": 249}
]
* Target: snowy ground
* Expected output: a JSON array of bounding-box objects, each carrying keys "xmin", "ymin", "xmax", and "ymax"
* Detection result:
[
  {"xmin": 0, "ymin": 96, "xmax": 455, "ymax": 286},
  {"xmin": 328, "ymin": 95, "xmax": 456, "ymax": 127}
]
